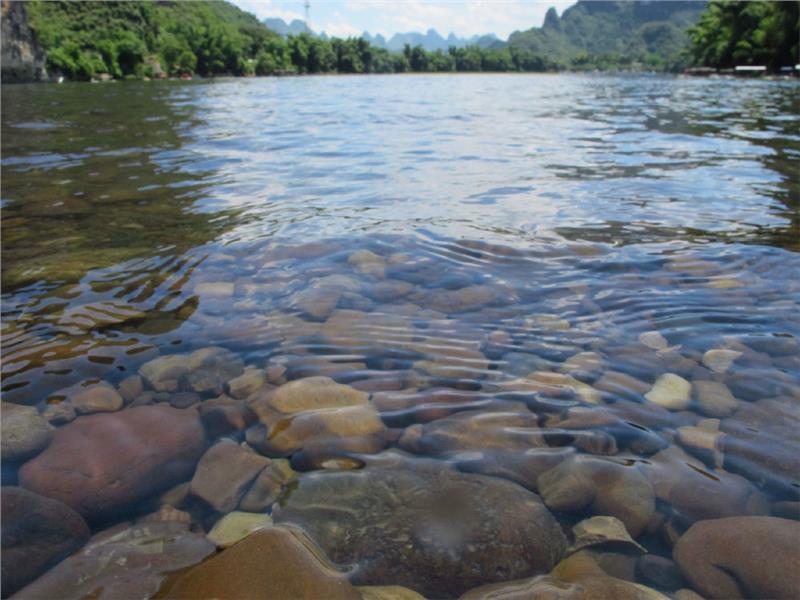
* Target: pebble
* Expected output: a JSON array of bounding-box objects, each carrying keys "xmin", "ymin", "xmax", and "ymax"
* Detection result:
[
  {"xmin": 644, "ymin": 373, "xmax": 691, "ymax": 410},
  {"xmin": 702, "ymin": 348, "xmax": 742, "ymax": 373},
  {"xmin": 1, "ymin": 402, "xmax": 54, "ymax": 462},
  {"xmin": 207, "ymin": 511, "xmax": 273, "ymax": 548}
]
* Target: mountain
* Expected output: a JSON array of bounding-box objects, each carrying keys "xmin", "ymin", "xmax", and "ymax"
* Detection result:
[
  {"xmin": 263, "ymin": 17, "xmax": 315, "ymax": 37},
  {"xmin": 508, "ymin": 1, "xmax": 706, "ymax": 69},
  {"xmin": 364, "ymin": 28, "xmax": 501, "ymax": 52}
]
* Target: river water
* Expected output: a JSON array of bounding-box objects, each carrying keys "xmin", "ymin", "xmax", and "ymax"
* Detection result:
[{"xmin": 2, "ymin": 74, "xmax": 799, "ymax": 599}]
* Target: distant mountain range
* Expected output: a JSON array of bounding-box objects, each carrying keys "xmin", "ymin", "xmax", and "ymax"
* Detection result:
[
  {"xmin": 507, "ymin": 1, "xmax": 706, "ymax": 67},
  {"xmin": 262, "ymin": 18, "xmax": 500, "ymax": 51}
]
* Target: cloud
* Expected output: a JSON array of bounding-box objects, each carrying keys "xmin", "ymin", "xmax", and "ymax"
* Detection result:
[{"xmin": 234, "ymin": 0, "xmax": 305, "ymax": 24}]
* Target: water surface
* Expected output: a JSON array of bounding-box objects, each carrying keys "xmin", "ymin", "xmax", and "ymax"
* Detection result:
[{"xmin": 2, "ymin": 74, "xmax": 799, "ymax": 598}]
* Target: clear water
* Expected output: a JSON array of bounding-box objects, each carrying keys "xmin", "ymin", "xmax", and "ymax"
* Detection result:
[{"xmin": 2, "ymin": 74, "xmax": 799, "ymax": 598}]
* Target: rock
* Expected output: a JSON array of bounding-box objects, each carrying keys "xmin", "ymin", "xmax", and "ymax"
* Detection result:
[
  {"xmin": 357, "ymin": 585, "xmax": 427, "ymax": 600},
  {"xmin": 594, "ymin": 371, "xmax": 650, "ymax": 399},
  {"xmin": 639, "ymin": 331, "xmax": 669, "ymax": 351},
  {"xmin": 571, "ymin": 516, "xmax": 645, "ymax": 553},
  {"xmin": 398, "ymin": 408, "xmax": 546, "ymax": 456},
  {"xmin": 675, "ymin": 424, "xmax": 723, "ymax": 468},
  {"xmin": 692, "ymin": 379, "xmax": 738, "ymax": 417},
  {"xmin": 207, "ymin": 511, "xmax": 273, "ymax": 548},
  {"xmin": 185, "ymin": 346, "xmax": 244, "ymax": 394},
  {"xmin": 68, "ymin": 382, "xmax": 124, "ymax": 414},
  {"xmin": 267, "ymin": 376, "xmax": 369, "ymax": 415},
  {"xmin": 117, "ymin": 375, "xmax": 143, "ymax": 403},
  {"xmin": 274, "ymin": 465, "xmax": 567, "ymax": 598},
  {"xmin": 720, "ymin": 397, "xmax": 800, "ymax": 497},
  {"xmin": 257, "ymin": 405, "xmax": 386, "ymax": 456},
  {"xmin": 636, "ymin": 555, "xmax": 685, "ymax": 591},
  {"xmin": 139, "ymin": 354, "xmax": 192, "ymax": 392},
  {"xmin": 348, "ymin": 249, "xmax": 386, "ymax": 279},
  {"xmin": 11, "ymin": 522, "xmax": 214, "ymax": 600},
  {"xmin": 643, "ymin": 446, "xmax": 768, "ymax": 524},
  {"xmin": 198, "ymin": 394, "xmax": 255, "ymax": 439},
  {"xmin": 365, "ymin": 280, "xmax": 414, "ymax": 302},
  {"xmin": 551, "ymin": 552, "xmax": 669, "ymax": 600},
  {"xmin": 190, "ymin": 440, "xmax": 270, "ymax": 513},
  {"xmin": 163, "ymin": 526, "xmax": 359, "ymax": 600},
  {"xmin": 1, "ymin": 0, "xmax": 48, "ymax": 84},
  {"xmin": 139, "ymin": 504, "xmax": 192, "ymax": 527},
  {"xmin": 701, "ymin": 349, "xmax": 741, "ymax": 373},
  {"xmin": 227, "ymin": 366, "xmax": 267, "ymax": 399},
  {"xmin": 239, "ymin": 458, "xmax": 296, "ymax": 511},
  {"xmin": 1, "ymin": 487, "xmax": 90, "ymax": 597},
  {"xmin": 290, "ymin": 284, "xmax": 343, "ymax": 320},
  {"xmin": 19, "ymin": 405, "xmax": 206, "ymax": 520},
  {"xmin": 1, "ymin": 402, "xmax": 53, "ymax": 462},
  {"xmin": 674, "ymin": 517, "xmax": 800, "ymax": 599},
  {"xmin": 41, "ymin": 401, "xmax": 76, "ymax": 425},
  {"xmin": 169, "ymin": 390, "xmax": 201, "ymax": 408},
  {"xmin": 561, "ymin": 351, "xmax": 604, "ymax": 376},
  {"xmin": 644, "ymin": 373, "xmax": 691, "ymax": 410},
  {"xmin": 455, "ymin": 447, "xmax": 575, "ymax": 492},
  {"xmin": 537, "ymin": 455, "xmax": 655, "ymax": 538}
]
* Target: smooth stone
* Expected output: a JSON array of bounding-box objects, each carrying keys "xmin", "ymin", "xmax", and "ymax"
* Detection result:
[
  {"xmin": 185, "ymin": 346, "xmax": 245, "ymax": 394},
  {"xmin": 701, "ymin": 349, "xmax": 742, "ymax": 373},
  {"xmin": 692, "ymin": 379, "xmax": 738, "ymax": 417},
  {"xmin": 538, "ymin": 455, "xmax": 655, "ymax": 538},
  {"xmin": 19, "ymin": 405, "xmax": 206, "ymax": 520},
  {"xmin": 674, "ymin": 516, "xmax": 800, "ymax": 599},
  {"xmin": 455, "ymin": 447, "xmax": 575, "ymax": 492},
  {"xmin": 571, "ymin": 516, "xmax": 645, "ymax": 553},
  {"xmin": 227, "ymin": 366, "xmax": 267, "ymax": 399},
  {"xmin": 190, "ymin": 440, "xmax": 270, "ymax": 513},
  {"xmin": 169, "ymin": 390, "xmax": 201, "ymax": 408},
  {"xmin": 139, "ymin": 504, "xmax": 192, "ymax": 527},
  {"xmin": 1, "ymin": 402, "xmax": 53, "ymax": 462},
  {"xmin": 274, "ymin": 465, "xmax": 567, "ymax": 598},
  {"xmin": 68, "ymin": 382, "xmax": 123, "ymax": 414},
  {"xmin": 11, "ymin": 522, "xmax": 214, "ymax": 600},
  {"xmin": 163, "ymin": 526, "xmax": 359, "ymax": 600},
  {"xmin": 398, "ymin": 408, "xmax": 546, "ymax": 456},
  {"xmin": 41, "ymin": 401, "xmax": 77, "ymax": 425},
  {"xmin": 644, "ymin": 373, "xmax": 691, "ymax": 410},
  {"xmin": 2, "ymin": 487, "xmax": 91, "ymax": 597},
  {"xmin": 267, "ymin": 376, "xmax": 369, "ymax": 414},
  {"xmin": 460, "ymin": 573, "xmax": 665, "ymax": 600},
  {"xmin": 198, "ymin": 395, "xmax": 256, "ymax": 439},
  {"xmin": 207, "ymin": 511, "xmax": 273, "ymax": 548},
  {"xmin": 348, "ymin": 249, "xmax": 386, "ymax": 279},
  {"xmin": 550, "ymin": 552, "xmax": 669, "ymax": 600},
  {"xmin": 639, "ymin": 331, "xmax": 669, "ymax": 351},
  {"xmin": 289, "ymin": 284, "xmax": 342, "ymax": 320},
  {"xmin": 259, "ymin": 405, "xmax": 386, "ymax": 456},
  {"xmin": 594, "ymin": 370, "xmax": 650, "ymax": 398},
  {"xmin": 636, "ymin": 555, "xmax": 685, "ymax": 592},
  {"xmin": 720, "ymin": 397, "xmax": 800, "ymax": 497},
  {"xmin": 139, "ymin": 354, "xmax": 192, "ymax": 392},
  {"xmin": 239, "ymin": 459, "xmax": 296, "ymax": 512},
  {"xmin": 675, "ymin": 425, "xmax": 724, "ymax": 468},
  {"xmin": 117, "ymin": 375, "xmax": 144, "ymax": 403},
  {"xmin": 643, "ymin": 446, "xmax": 768, "ymax": 524}
]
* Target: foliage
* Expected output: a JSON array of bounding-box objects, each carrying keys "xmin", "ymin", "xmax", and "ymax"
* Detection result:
[
  {"xmin": 508, "ymin": 1, "xmax": 707, "ymax": 72},
  {"xmin": 688, "ymin": 1, "xmax": 799, "ymax": 70}
]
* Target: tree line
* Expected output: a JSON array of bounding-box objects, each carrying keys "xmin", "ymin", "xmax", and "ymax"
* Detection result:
[{"xmin": 24, "ymin": 0, "xmax": 800, "ymax": 81}]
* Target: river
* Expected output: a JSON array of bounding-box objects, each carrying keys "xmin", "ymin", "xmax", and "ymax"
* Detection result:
[{"xmin": 2, "ymin": 74, "xmax": 799, "ymax": 599}]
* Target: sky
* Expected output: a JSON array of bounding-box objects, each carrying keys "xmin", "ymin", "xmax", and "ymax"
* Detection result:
[{"xmin": 232, "ymin": 0, "xmax": 577, "ymax": 40}]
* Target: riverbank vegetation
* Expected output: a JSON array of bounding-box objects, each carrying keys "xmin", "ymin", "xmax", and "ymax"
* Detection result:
[{"xmin": 23, "ymin": 0, "xmax": 800, "ymax": 81}]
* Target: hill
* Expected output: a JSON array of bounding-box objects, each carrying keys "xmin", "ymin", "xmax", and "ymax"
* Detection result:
[
  {"xmin": 25, "ymin": 0, "xmax": 281, "ymax": 79},
  {"xmin": 263, "ymin": 17, "xmax": 314, "ymax": 37},
  {"xmin": 508, "ymin": 1, "xmax": 706, "ymax": 70}
]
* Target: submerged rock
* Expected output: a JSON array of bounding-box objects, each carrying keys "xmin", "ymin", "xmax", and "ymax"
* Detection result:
[
  {"xmin": 206, "ymin": 511, "xmax": 273, "ymax": 548},
  {"xmin": 1, "ymin": 402, "xmax": 53, "ymax": 462},
  {"xmin": 274, "ymin": 465, "xmax": 567, "ymax": 597},
  {"xmin": 644, "ymin": 373, "xmax": 691, "ymax": 410},
  {"xmin": 266, "ymin": 376, "xmax": 369, "ymax": 415},
  {"xmin": 190, "ymin": 440, "xmax": 270, "ymax": 513},
  {"xmin": 692, "ymin": 379, "xmax": 738, "ymax": 417},
  {"xmin": 19, "ymin": 405, "xmax": 206, "ymax": 520},
  {"xmin": 10, "ymin": 522, "xmax": 214, "ymax": 600},
  {"xmin": 2, "ymin": 487, "xmax": 90, "ymax": 598},
  {"xmin": 69, "ymin": 382, "xmax": 124, "ymax": 414},
  {"xmin": 673, "ymin": 516, "xmax": 800, "ymax": 599},
  {"xmin": 701, "ymin": 349, "xmax": 741, "ymax": 374},
  {"xmin": 537, "ymin": 455, "xmax": 655, "ymax": 538},
  {"xmin": 163, "ymin": 526, "xmax": 359, "ymax": 600}
]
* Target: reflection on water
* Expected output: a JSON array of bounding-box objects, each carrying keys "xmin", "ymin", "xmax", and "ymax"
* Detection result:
[{"xmin": 1, "ymin": 74, "xmax": 799, "ymax": 599}]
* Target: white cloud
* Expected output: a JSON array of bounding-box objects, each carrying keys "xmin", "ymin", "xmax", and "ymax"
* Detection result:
[{"xmin": 235, "ymin": 0, "xmax": 305, "ymax": 24}]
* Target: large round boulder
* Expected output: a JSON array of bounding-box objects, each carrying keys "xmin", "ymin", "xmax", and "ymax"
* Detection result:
[
  {"xmin": 274, "ymin": 463, "xmax": 567, "ymax": 598},
  {"xmin": 673, "ymin": 516, "xmax": 800, "ymax": 599},
  {"xmin": 2, "ymin": 487, "xmax": 90, "ymax": 597},
  {"xmin": 19, "ymin": 405, "xmax": 206, "ymax": 520}
]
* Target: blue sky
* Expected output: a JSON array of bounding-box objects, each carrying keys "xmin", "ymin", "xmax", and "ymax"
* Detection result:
[{"xmin": 232, "ymin": 0, "xmax": 576, "ymax": 40}]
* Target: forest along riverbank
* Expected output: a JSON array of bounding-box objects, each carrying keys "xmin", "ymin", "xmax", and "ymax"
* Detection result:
[{"xmin": 2, "ymin": 74, "xmax": 799, "ymax": 599}]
